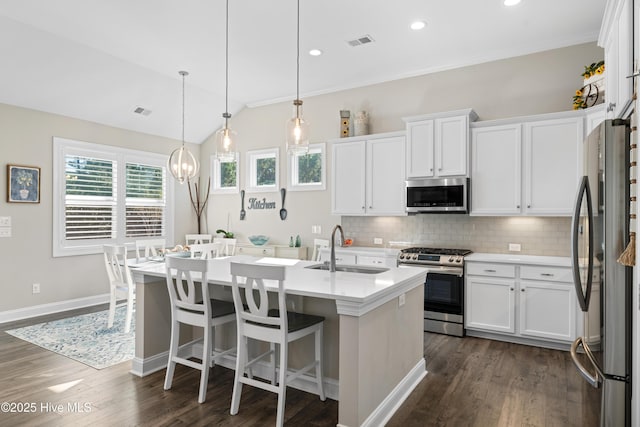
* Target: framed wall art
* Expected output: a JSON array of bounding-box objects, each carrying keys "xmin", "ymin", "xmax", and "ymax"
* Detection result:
[{"xmin": 7, "ymin": 164, "xmax": 41, "ymax": 203}]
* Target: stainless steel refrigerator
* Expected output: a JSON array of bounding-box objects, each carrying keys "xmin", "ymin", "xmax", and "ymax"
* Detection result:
[{"xmin": 570, "ymin": 119, "xmax": 632, "ymax": 426}]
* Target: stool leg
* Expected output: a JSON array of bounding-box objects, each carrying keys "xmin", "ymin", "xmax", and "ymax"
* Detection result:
[
  {"xmin": 107, "ymin": 289, "xmax": 116, "ymax": 328},
  {"xmin": 164, "ymin": 319, "xmax": 180, "ymax": 391},
  {"xmin": 230, "ymin": 334, "xmax": 245, "ymax": 415},
  {"xmin": 315, "ymin": 324, "xmax": 326, "ymax": 401},
  {"xmin": 275, "ymin": 342, "xmax": 287, "ymax": 427},
  {"xmin": 197, "ymin": 325, "xmax": 213, "ymax": 403}
]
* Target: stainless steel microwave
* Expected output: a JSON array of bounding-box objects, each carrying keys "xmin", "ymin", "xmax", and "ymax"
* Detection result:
[{"xmin": 405, "ymin": 177, "xmax": 469, "ymax": 213}]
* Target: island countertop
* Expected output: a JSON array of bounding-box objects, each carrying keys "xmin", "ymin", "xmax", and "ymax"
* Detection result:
[{"xmin": 130, "ymin": 254, "xmax": 427, "ymax": 317}]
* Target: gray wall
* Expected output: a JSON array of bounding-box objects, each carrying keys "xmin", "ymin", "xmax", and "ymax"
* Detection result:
[
  {"xmin": 0, "ymin": 104, "xmax": 196, "ymax": 313},
  {"xmin": 201, "ymin": 42, "xmax": 602, "ymax": 256}
]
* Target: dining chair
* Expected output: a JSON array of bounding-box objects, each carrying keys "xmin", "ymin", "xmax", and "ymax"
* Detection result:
[
  {"xmin": 164, "ymin": 256, "xmax": 236, "ymax": 403},
  {"xmin": 134, "ymin": 238, "xmax": 166, "ymax": 262},
  {"xmin": 185, "ymin": 233, "xmax": 213, "ymax": 245},
  {"xmin": 189, "ymin": 242, "xmax": 223, "ymax": 259},
  {"xmin": 102, "ymin": 244, "xmax": 135, "ymax": 333},
  {"xmin": 214, "ymin": 237, "xmax": 237, "ymax": 256},
  {"xmin": 229, "ymin": 262, "xmax": 325, "ymax": 427},
  {"xmin": 311, "ymin": 238, "xmax": 330, "ymax": 261}
]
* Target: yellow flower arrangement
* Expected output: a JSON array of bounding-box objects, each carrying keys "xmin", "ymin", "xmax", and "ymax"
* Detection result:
[{"xmin": 573, "ymin": 60, "xmax": 605, "ymax": 110}]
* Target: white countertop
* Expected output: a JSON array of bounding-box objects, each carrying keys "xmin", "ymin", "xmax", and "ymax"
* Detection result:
[
  {"xmin": 465, "ymin": 253, "xmax": 571, "ymax": 267},
  {"xmin": 130, "ymin": 255, "xmax": 426, "ymax": 316}
]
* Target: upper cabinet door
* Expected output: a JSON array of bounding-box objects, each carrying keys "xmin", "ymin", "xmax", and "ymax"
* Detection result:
[
  {"xmin": 470, "ymin": 124, "xmax": 522, "ymax": 216},
  {"xmin": 600, "ymin": 0, "xmax": 634, "ymax": 118},
  {"xmin": 331, "ymin": 140, "xmax": 366, "ymax": 215},
  {"xmin": 523, "ymin": 117, "xmax": 583, "ymax": 215},
  {"xmin": 406, "ymin": 121, "xmax": 434, "ymax": 178},
  {"xmin": 366, "ymin": 136, "xmax": 406, "ymax": 216},
  {"xmin": 435, "ymin": 115, "xmax": 468, "ymax": 177}
]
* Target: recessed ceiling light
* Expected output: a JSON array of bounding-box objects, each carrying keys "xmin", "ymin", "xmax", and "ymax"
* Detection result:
[
  {"xmin": 504, "ymin": 0, "xmax": 521, "ymax": 6},
  {"xmin": 309, "ymin": 49, "xmax": 323, "ymax": 56},
  {"xmin": 410, "ymin": 21, "xmax": 426, "ymax": 30}
]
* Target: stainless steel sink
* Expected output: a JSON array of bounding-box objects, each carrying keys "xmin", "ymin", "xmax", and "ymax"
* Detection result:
[{"xmin": 305, "ymin": 263, "xmax": 389, "ymax": 274}]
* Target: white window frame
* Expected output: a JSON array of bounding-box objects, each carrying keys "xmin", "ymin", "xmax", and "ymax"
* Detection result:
[
  {"xmin": 287, "ymin": 142, "xmax": 326, "ymax": 191},
  {"xmin": 246, "ymin": 148, "xmax": 279, "ymax": 193},
  {"xmin": 211, "ymin": 154, "xmax": 239, "ymax": 194},
  {"xmin": 53, "ymin": 137, "xmax": 175, "ymax": 257}
]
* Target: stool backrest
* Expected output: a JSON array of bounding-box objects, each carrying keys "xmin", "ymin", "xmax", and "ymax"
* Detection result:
[
  {"xmin": 166, "ymin": 256, "xmax": 210, "ymax": 320},
  {"xmin": 190, "ymin": 242, "xmax": 222, "ymax": 259},
  {"xmin": 103, "ymin": 244, "xmax": 133, "ymax": 286},
  {"xmin": 230, "ymin": 262, "xmax": 287, "ymax": 332},
  {"xmin": 185, "ymin": 234, "xmax": 213, "ymax": 245},
  {"xmin": 135, "ymin": 238, "xmax": 166, "ymax": 261}
]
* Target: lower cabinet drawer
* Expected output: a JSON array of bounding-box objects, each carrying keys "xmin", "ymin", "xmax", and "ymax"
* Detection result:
[
  {"xmin": 466, "ymin": 262, "xmax": 516, "ymax": 278},
  {"xmin": 357, "ymin": 255, "xmax": 390, "ymax": 267},
  {"xmin": 520, "ymin": 266, "xmax": 572, "ymax": 283},
  {"xmin": 237, "ymin": 246, "xmax": 276, "ymax": 257}
]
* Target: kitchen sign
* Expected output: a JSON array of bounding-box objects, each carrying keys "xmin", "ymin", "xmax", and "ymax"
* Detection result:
[{"xmin": 248, "ymin": 197, "xmax": 277, "ymax": 210}]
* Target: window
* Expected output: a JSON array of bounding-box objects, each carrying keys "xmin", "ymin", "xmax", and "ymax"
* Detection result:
[
  {"xmin": 53, "ymin": 137, "xmax": 174, "ymax": 257},
  {"xmin": 211, "ymin": 155, "xmax": 239, "ymax": 194},
  {"xmin": 246, "ymin": 148, "xmax": 279, "ymax": 192},
  {"xmin": 287, "ymin": 142, "xmax": 326, "ymax": 191}
]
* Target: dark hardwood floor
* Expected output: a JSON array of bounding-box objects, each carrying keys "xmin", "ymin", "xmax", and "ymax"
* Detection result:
[{"xmin": 0, "ymin": 306, "xmax": 599, "ymax": 426}]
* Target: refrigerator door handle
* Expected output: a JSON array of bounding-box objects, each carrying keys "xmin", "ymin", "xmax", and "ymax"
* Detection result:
[
  {"xmin": 571, "ymin": 176, "xmax": 594, "ymax": 312},
  {"xmin": 570, "ymin": 337, "xmax": 601, "ymax": 388}
]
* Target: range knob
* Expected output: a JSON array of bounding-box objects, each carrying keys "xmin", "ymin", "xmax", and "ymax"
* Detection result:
[
  {"xmin": 412, "ymin": 254, "xmax": 419, "ymax": 260},
  {"xmin": 456, "ymin": 258, "xmax": 462, "ymax": 263},
  {"xmin": 448, "ymin": 257, "xmax": 454, "ymax": 263}
]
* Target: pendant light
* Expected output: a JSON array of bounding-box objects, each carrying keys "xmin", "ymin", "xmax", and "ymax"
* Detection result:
[
  {"xmin": 214, "ymin": 0, "xmax": 237, "ymax": 162},
  {"xmin": 285, "ymin": 0, "xmax": 309, "ymax": 155},
  {"xmin": 168, "ymin": 70, "xmax": 200, "ymax": 184}
]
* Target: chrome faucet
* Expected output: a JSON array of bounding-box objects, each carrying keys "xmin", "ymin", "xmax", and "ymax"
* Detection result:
[{"xmin": 330, "ymin": 224, "xmax": 344, "ymax": 272}]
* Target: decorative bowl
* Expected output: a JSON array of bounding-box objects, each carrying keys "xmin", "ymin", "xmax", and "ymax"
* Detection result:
[{"xmin": 248, "ymin": 235, "xmax": 269, "ymax": 246}]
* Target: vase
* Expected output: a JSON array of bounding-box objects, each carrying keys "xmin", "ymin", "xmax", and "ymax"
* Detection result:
[
  {"xmin": 19, "ymin": 189, "xmax": 29, "ymax": 199},
  {"xmin": 354, "ymin": 111, "xmax": 369, "ymax": 136}
]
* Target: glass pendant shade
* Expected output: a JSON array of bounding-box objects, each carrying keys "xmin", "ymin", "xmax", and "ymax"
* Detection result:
[
  {"xmin": 215, "ymin": 119, "xmax": 238, "ymax": 162},
  {"xmin": 168, "ymin": 145, "xmax": 199, "ymax": 184},
  {"xmin": 169, "ymin": 70, "xmax": 199, "ymax": 184},
  {"xmin": 286, "ymin": 100, "xmax": 309, "ymax": 155}
]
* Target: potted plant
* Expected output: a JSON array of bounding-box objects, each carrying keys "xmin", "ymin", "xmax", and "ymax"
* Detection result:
[{"xmin": 216, "ymin": 229, "xmax": 234, "ymax": 239}]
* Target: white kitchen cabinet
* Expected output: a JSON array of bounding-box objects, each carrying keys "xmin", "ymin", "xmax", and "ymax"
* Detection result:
[
  {"xmin": 465, "ymin": 275, "xmax": 516, "ymax": 334},
  {"xmin": 403, "ymin": 109, "xmax": 478, "ymax": 178},
  {"xmin": 523, "ymin": 117, "xmax": 583, "ymax": 215},
  {"xmin": 465, "ymin": 256, "xmax": 596, "ymax": 348},
  {"xmin": 470, "ymin": 111, "xmax": 583, "ymax": 216},
  {"xmin": 470, "ymin": 124, "xmax": 521, "ymax": 215},
  {"xmin": 585, "ymin": 104, "xmax": 606, "ymax": 135},
  {"xmin": 599, "ymin": 0, "xmax": 634, "ymax": 119},
  {"xmin": 331, "ymin": 131, "xmax": 406, "ymax": 216},
  {"xmin": 318, "ymin": 247, "xmax": 398, "ymax": 267},
  {"xmin": 236, "ymin": 244, "xmax": 308, "ymax": 260}
]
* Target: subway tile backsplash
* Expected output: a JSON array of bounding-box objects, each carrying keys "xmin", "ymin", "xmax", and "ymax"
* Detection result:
[{"xmin": 342, "ymin": 215, "xmax": 571, "ymax": 256}]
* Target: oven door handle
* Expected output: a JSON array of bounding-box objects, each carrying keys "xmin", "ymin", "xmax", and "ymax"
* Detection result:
[{"xmin": 427, "ymin": 268, "xmax": 464, "ymax": 277}]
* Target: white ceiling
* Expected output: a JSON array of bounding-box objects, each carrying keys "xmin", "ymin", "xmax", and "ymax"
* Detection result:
[{"xmin": 0, "ymin": 0, "xmax": 606, "ymax": 144}]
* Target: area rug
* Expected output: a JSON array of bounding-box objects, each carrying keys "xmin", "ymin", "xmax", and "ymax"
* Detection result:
[{"xmin": 5, "ymin": 305, "xmax": 134, "ymax": 370}]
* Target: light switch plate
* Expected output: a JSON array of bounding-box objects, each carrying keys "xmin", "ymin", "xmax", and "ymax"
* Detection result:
[
  {"xmin": 0, "ymin": 228, "xmax": 11, "ymax": 238},
  {"xmin": 0, "ymin": 216, "xmax": 10, "ymax": 227},
  {"xmin": 374, "ymin": 238, "xmax": 383, "ymax": 245},
  {"xmin": 509, "ymin": 243, "xmax": 521, "ymax": 252}
]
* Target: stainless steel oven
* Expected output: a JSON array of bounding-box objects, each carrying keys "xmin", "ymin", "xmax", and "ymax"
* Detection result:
[
  {"xmin": 405, "ymin": 177, "xmax": 469, "ymax": 213},
  {"xmin": 398, "ymin": 247, "xmax": 472, "ymax": 337}
]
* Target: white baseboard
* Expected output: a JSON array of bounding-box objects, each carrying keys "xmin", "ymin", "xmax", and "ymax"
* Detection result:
[
  {"xmin": 0, "ymin": 294, "xmax": 110, "ymax": 324},
  {"xmin": 359, "ymin": 357, "xmax": 427, "ymax": 427}
]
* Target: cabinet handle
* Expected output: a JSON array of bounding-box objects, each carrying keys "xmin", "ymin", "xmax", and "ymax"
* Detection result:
[
  {"xmin": 262, "ymin": 249, "xmax": 267, "ymax": 254},
  {"xmin": 369, "ymin": 206, "xmax": 372, "ymax": 209},
  {"xmin": 510, "ymin": 287, "xmax": 515, "ymax": 291},
  {"xmin": 484, "ymin": 269, "xmax": 497, "ymax": 273},
  {"xmin": 430, "ymin": 168, "xmax": 433, "ymax": 172},
  {"xmin": 607, "ymin": 102, "xmax": 617, "ymax": 112},
  {"xmin": 438, "ymin": 168, "xmax": 442, "ymax": 171},
  {"xmin": 541, "ymin": 273, "xmax": 554, "ymax": 277},
  {"xmin": 521, "ymin": 288, "xmax": 525, "ymax": 292},
  {"xmin": 627, "ymin": 72, "xmax": 640, "ymax": 79},
  {"xmin": 527, "ymin": 204, "xmax": 531, "ymax": 208},
  {"xmin": 516, "ymin": 205, "xmax": 520, "ymax": 209}
]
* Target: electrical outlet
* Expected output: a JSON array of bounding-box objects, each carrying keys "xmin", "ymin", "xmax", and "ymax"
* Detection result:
[
  {"xmin": 374, "ymin": 237, "xmax": 383, "ymax": 245},
  {"xmin": 32, "ymin": 283, "xmax": 41, "ymax": 294},
  {"xmin": 311, "ymin": 225, "xmax": 322, "ymax": 234},
  {"xmin": 399, "ymin": 293, "xmax": 406, "ymax": 307},
  {"xmin": 508, "ymin": 243, "xmax": 522, "ymax": 252},
  {"xmin": 0, "ymin": 216, "xmax": 10, "ymax": 226}
]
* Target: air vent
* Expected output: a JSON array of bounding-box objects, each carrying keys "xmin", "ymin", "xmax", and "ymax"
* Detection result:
[
  {"xmin": 347, "ymin": 35, "xmax": 375, "ymax": 47},
  {"xmin": 133, "ymin": 106, "xmax": 152, "ymax": 116}
]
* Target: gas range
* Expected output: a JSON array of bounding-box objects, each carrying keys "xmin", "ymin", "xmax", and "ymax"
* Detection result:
[{"xmin": 397, "ymin": 247, "xmax": 473, "ymax": 267}]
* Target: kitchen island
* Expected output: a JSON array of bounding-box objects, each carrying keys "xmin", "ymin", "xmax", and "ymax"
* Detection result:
[{"xmin": 130, "ymin": 255, "xmax": 427, "ymax": 427}]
